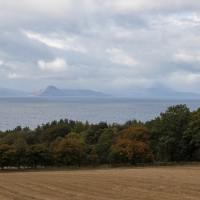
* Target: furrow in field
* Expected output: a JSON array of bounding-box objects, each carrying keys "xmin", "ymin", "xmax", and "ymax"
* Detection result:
[{"xmin": 1, "ymin": 166, "xmax": 200, "ymax": 200}]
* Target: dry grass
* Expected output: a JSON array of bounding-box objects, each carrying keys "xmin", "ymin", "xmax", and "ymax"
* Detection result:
[{"xmin": 0, "ymin": 166, "xmax": 200, "ymax": 200}]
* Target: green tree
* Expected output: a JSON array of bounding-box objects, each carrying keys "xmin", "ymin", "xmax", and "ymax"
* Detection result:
[
  {"xmin": 96, "ymin": 128, "xmax": 116, "ymax": 164},
  {"xmin": 145, "ymin": 117, "xmax": 162, "ymax": 161},
  {"xmin": 85, "ymin": 122, "xmax": 108, "ymax": 145},
  {"xmin": 27, "ymin": 144, "xmax": 53, "ymax": 169},
  {"xmin": 66, "ymin": 132, "xmax": 80, "ymax": 139},
  {"xmin": 0, "ymin": 131, "xmax": 6, "ymax": 144},
  {"xmin": 182, "ymin": 107, "xmax": 200, "ymax": 161},
  {"xmin": 73, "ymin": 121, "xmax": 84, "ymax": 134},
  {"xmin": 0, "ymin": 144, "xmax": 16, "ymax": 169},
  {"xmin": 13, "ymin": 138, "xmax": 28, "ymax": 169},
  {"xmin": 40, "ymin": 123, "xmax": 71, "ymax": 144},
  {"xmin": 158, "ymin": 104, "xmax": 190, "ymax": 161},
  {"xmin": 108, "ymin": 149, "xmax": 121, "ymax": 166},
  {"xmin": 85, "ymin": 146, "xmax": 99, "ymax": 166}
]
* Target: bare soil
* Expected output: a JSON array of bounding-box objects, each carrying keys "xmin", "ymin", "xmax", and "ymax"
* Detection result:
[{"xmin": 0, "ymin": 166, "xmax": 200, "ymax": 200}]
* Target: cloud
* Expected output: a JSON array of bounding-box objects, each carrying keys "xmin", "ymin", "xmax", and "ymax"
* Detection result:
[
  {"xmin": 98, "ymin": 1, "xmax": 200, "ymax": 17},
  {"xmin": 8, "ymin": 73, "xmax": 22, "ymax": 79},
  {"xmin": 186, "ymin": 73, "xmax": 200, "ymax": 84},
  {"xmin": 173, "ymin": 52, "xmax": 196, "ymax": 63},
  {"xmin": 0, "ymin": 60, "xmax": 4, "ymax": 65},
  {"xmin": 38, "ymin": 58, "xmax": 69, "ymax": 72},
  {"xmin": 1, "ymin": 1, "xmax": 200, "ymax": 94},
  {"xmin": 23, "ymin": 31, "xmax": 87, "ymax": 53},
  {"xmin": 172, "ymin": 52, "xmax": 200, "ymax": 63},
  {"xmin": 106, "ymin": 48, "xmax": 138, "ymax": 66}
]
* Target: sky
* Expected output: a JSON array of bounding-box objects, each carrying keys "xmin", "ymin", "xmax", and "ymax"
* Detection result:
[{"xmin": 0, "ymin": 0, "xmax": 200, "ymax": 95}]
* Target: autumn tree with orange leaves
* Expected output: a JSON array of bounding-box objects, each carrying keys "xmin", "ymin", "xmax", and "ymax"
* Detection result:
[
  {"xmin": 109, "ymin": 126, "xmax": 153, "ymax": 165},
  {"xmin": 54, "ymin": 138, "xmax": 86, "ymax": 167}
]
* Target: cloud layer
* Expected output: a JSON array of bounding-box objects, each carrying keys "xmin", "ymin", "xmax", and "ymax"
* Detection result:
[{"xmin": 1, "ymin": 0, "xmax": 200, "ymax": 94}]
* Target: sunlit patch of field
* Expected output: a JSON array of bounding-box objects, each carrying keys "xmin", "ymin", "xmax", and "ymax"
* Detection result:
[{"xmin": 0, "ymin": 166, "xmax": 200, "ymax": 200}]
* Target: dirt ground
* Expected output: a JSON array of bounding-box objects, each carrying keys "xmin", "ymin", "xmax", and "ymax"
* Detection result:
[{"xmin": 0, "ymin": 166, "xmax": 200, "ymax": 200}]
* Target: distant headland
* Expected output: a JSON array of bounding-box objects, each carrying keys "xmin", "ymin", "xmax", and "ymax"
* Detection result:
[
  {"xmin": 0, "ymin": 86, "xmax": 111, "ymax": 97},
  {"xmin": 0, "ymin": 85, "xmax": 200, "ymax": 98}
]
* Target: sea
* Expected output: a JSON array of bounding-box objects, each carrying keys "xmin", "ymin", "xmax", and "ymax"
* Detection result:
[{"xmin": 0, "ymin": 97, "xmax": 200, "ymax": 131}]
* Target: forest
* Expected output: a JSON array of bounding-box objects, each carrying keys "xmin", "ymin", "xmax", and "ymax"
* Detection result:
[{"xmin": 0, "ymin": 104, "xmax": 200, "ymax": 170}]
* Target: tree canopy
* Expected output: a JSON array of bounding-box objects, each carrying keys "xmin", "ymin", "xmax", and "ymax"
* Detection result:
[{"xmin": 1, "ymin": 104, "xmax": 200, "ymax": 169}]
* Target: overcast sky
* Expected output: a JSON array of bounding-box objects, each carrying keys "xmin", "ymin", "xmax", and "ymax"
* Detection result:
[{"xmin": 0, "ymin": 0, "xmax": 200, "ymax": 95}]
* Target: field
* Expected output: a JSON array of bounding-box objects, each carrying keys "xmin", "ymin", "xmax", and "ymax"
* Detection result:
[{"xmin": 0, "ymin": 166, "xmax": 200, "ymax": 200}]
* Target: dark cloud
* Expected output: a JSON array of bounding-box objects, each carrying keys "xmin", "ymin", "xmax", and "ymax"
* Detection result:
[{"xmin": 0, "ymin": 30, "xmax": 54, "ymax": 62}]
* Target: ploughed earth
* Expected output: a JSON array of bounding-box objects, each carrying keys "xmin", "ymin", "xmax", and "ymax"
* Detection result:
[{"xmin": 0, "ymin": 166, "xmax": 200, "ymax": 200}]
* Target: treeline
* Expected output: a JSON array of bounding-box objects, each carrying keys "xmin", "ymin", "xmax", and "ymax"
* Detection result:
[{"xmin": 0, "ymin": 104, "xmax": 200, "ymax": 170}]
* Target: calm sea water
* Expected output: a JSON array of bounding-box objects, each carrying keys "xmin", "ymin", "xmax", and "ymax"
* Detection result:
[{"xmin": 0, "ymin": 97, "xmax": 200, "ymax": 131}]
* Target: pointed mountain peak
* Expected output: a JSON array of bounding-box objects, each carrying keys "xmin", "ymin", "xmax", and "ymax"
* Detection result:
[
  {"xmin": 30, "ymin": 86, "xmax": 65, "ymax": 96},
  {"xmin": 46, "ymin": 85, "xmax": 58, "ymax": 90}
]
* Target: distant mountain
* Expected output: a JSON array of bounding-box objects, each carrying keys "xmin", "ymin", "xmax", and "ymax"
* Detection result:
[
  {"xmin": 0, "ymin": 88, "xmax": 29, "ymax": 97},
  {"xmin": 131, "ymin": 87, "xmax": 200, "ymax": 99},
  {"xmin": 29, "ymin": 86, "xmax": 111, "ymax": 97},
  {"xmin": 60, "ymin": 89, "xmax": 111, "ymax": 97},
  {"xmin": 1, "ymin": 85, "xmax": 198, "ymax": 98},
  {"xmin": 146, "ymin": 87, "xmax": 200, "ymax": 98},
  {"xmin": 30, "ymin": 86, "xmax": 66, "ymax": 96}
]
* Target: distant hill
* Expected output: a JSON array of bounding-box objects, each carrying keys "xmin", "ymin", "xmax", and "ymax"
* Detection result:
[
  {"xmin": 30, "ymin": 86, "xmax": 66, "ymax": 96},
  {"xmin": 131, "ymin": 87, "xmax": 200, "ymax": 99},
  {"xmin": 29, "ymin": 86, "xmax": 110, "ymax": 97},
  {"xmin": 1, "ymin": 85, "xmax": 199, "ymax": 98},
  {"xmin": 0, "ymin": 88, "xmax": 29, "ymax": 97},
  {"xmin": 60, "ymin": 89, "xmax": 110, "ymax": 97}
]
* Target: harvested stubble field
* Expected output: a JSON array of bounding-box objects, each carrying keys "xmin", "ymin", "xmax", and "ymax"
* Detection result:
[{"xmin": 0, "ymin": 166, "xmax": 200, "ymax": 200}]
